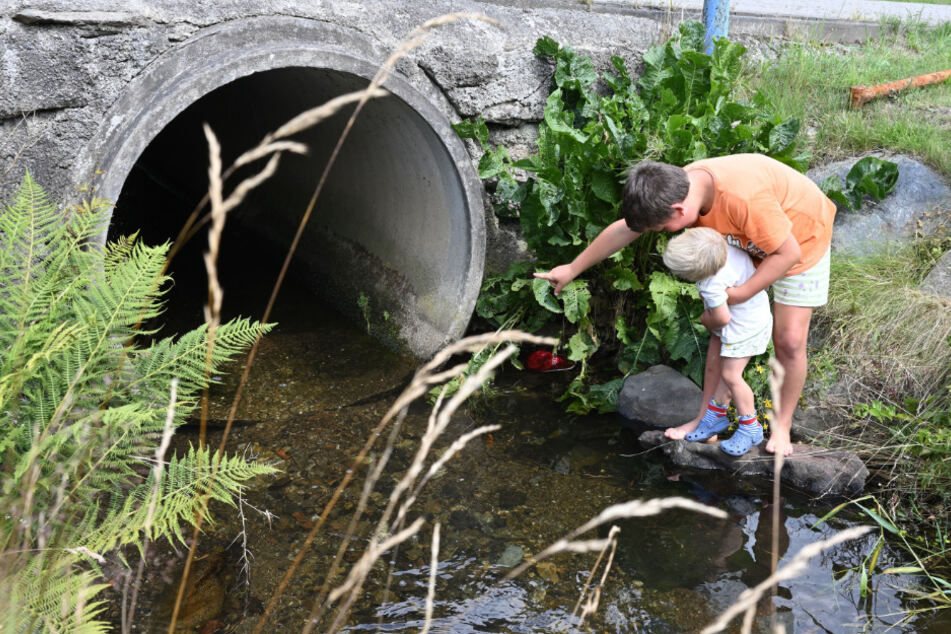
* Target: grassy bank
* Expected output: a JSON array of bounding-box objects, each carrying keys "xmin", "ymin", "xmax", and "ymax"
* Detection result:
[
  {"xmin": 745, "ymin": 21, "xmax": 951, "ymax": 595},
  {"xmin": 747, "ymin": 21, "xmax": 951, "ymax": 177}
]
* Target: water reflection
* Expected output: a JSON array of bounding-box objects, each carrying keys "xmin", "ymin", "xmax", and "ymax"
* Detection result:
[{"xmin": 134, "ymin": 277, "xmax": 942, "ymax": 633}]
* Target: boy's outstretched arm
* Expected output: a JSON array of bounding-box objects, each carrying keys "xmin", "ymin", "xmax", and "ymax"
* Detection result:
[
  {"xmin": 726, "ymin": 233, "xmax": 801, "ymax": 304},
  {"xmin": 533, "ymin": 219, "xmax": 640, "ymax": 295}
]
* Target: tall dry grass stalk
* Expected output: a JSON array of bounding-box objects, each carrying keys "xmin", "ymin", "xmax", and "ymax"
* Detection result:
[
  {"xmin": 571, "ymin": 525, "xmax": 621, "ymax": 627},
  {"xmin": 122, "ymin": 379, "xmax": 178, "ymax": 633},
  {"xmin": 767, "ymin": 356, "xmax": 786, "ymax": 632},
  {"xmin": 299, "ymin": 332, "xmax": 552, "ymax": 633},
  {"xmin": 158, "ymin": 12, "xmax": 499, "ymax": 629},
  {"xmin": 420, "ymin": 521, "xmax": 441, "ymax": 634},
  {"xmin": 503, "ymin": 498, "xmax": 728, "ymax": 631}
]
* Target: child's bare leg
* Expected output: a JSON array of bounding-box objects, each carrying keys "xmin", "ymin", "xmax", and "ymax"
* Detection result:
[
  {"xmin": 720, "ymin": 355, "xmax": 765, "ymax": 455},
  {"xmin": 768, "ymin": 303, "xmax": 813, "ymax": 456},
  {"xmin": 666, "ymin": 334, "xmax": 729, "ymax": 439},
  {"xmin": 720, "ymin": 356, "xmax": 754, "ymax": 417}
]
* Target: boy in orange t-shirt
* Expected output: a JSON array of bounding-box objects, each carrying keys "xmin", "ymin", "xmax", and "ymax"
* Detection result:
[{"xmin": 535, "ymin": 154, "xmax": 836, "ymax": 456}]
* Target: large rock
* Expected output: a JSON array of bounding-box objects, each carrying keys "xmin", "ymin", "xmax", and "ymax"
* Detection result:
[
  {"xmin": 617, "ymin": 365, "xmax": 703, "ymax": 428},
  {"xmin": 792, "ymin": 403, "xmax": 845, "ymax": 442},
  {"xmin": 920, "ymin": 249, "xmax": 951, "ymax": 300},
  {"xmin": 639, "ymin": 430, "xmax": 868, "ymax": 497},
  {"xmin": 807, "ymin": 154, "xmax": 951, "ymax": 257}
]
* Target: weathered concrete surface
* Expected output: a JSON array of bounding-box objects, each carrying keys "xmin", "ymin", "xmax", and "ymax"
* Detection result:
[
  {"xmin": 3, "ymin": 0, "xmax": 945, "ymax": 355},
  {"xmin": 639, "ymin": 430, "xmax": 869, "ymax": 498},
  {"xmin": 0, "ymin": 0, "xmax": 665, "ymax": 357}
]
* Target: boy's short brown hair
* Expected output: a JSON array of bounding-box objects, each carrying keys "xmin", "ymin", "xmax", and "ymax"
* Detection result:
[
  {"xmin": 662, "ymin": 227, "xmax": 727, "ymax": 282},
  {"xmin": 622, "ymin": 160, "xmax": 690, "ymax": 232}
]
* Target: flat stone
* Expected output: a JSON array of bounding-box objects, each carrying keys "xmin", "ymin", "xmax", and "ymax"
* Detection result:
[
  {"xmin": 638, "ymin": 430, "xmax": 868, "ymax": 497},
  {"xmin": 12, "ymin": 10, "xmax": 142, "ymax": 27},
  {"xmin": 791, "ymin": 403, "xmax": 843, "ymax": 442},
  {"xmin": 617, "ymin": 365, "xmax": 703, "ymax": 428},
  {"xmin": 496, "ymin": 544, "xmax": 525, "ymax": 567},
  {"xmin": 920, "ymin": 249, "xmax": 951, "ymax": 300}
]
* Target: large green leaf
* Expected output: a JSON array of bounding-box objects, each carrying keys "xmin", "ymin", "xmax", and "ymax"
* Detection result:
[
  {"xmin": 677, "ymin": 20, "xmax": 706, "ymax": 51},
  {"xmin": 559, "ymin": 280, "xmax": 591, "ymax": 324},
  {"xmin": 590, "ymin": 169, "xmax": 620, "ymax": 204},
  {"xmin": 846, "ymin": 156, "xmax": 899, "ymax": 201},
  {"xmin": 532, "ymin": 277, "xmax": 563, "ymax": 313},
  {"xmin": 567, "ymin": 329, "xmax": 598, "ymax": 361},
  {"xmin": 534, "ymin": 35, "xmax": 560, "ymax": 58},
  {"xmin": 452, "ymin": 117, "xmax": 489, "ymax": 148},
  {"xmin": 768, "ymin": 118, "xmax": 800, "ymax": 154}
]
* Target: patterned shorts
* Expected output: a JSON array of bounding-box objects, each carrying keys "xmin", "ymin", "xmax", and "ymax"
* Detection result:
[
  {"xmin": 721, "ymin": 322, "xmax": 772, "ymax": 359},
  {"xmin": 772, "ymin": 248, "xmax": 831, "ymax": 307}
]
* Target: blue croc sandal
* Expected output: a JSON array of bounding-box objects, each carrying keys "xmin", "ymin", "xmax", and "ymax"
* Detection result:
[
  {"xmin": 720, "ymin": 421, "xmax": 764, "ymax": 456},
  {"xmin": 685, "ymin": 411, "xmax": 731, "ymax": 442}
]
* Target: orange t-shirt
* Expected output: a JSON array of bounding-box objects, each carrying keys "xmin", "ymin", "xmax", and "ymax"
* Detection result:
[{"xmin": 686, "ymin": 154, "xmax": 836, "ymax": 276}]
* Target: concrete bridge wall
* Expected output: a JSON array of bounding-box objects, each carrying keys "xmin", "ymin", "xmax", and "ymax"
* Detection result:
[{"xmin": 0, "ymin": 0, "xmax": 871, "ymax": 356}]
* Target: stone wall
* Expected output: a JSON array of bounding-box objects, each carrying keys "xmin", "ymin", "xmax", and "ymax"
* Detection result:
[
  {"xmin": 0, "ymin": 0, "xmax": 867, "ymax": 353},
  {"xmin": 3, "ymin": 0, "xmax": 840, "ymax": 204}
]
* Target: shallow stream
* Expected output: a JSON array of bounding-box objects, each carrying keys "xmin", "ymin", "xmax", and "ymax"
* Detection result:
[{"xmin": 131, "ymin": 274, "xmax": 949, "ymax": 633}]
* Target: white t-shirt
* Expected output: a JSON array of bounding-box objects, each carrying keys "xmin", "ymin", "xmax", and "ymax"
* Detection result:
[{"xmin": 696, "ymin": 245, "xmax": 772, "ymax": 344}]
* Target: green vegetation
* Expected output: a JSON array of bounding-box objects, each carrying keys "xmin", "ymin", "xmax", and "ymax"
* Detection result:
[
  {"xmin": 751, "ymin": 21, "xmax": 951, "ymax": 579},
  {"xmin": 458, "ymin": 17, "xmax": 949, "ymax": 612},
  {"xmin": 748, "ymin": 21, "xmax": 951, "ymax": 177},
  {"xmin": 815, "ymin": 495, "xmax": 950, "ymax": 618},
  {"xmin": 0, "ymin": 176, "xmax": 275, "ymax": 630},
  {"xmin": 819, "ymin": 155, "xmax": 899, "ymax": 209},
  {"xmin": 812, "ymin": 239, "xmax": 951, "ymax": 513},
  {"xmin": 457, "ymin": 22, "xmax": 810, "ymax": 414},
  {"xmin": 457, "ymin": 23, "xmax": 896, "ymax": 415}
]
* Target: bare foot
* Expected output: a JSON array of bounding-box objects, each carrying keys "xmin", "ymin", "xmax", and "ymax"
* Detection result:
[
  {"xmin": 765, "ymin": 429, "xmax": 794, "ymax": 456},
  {"xmin": 665, "ymin": 419, "xmax": 700, "ymax": 440}
]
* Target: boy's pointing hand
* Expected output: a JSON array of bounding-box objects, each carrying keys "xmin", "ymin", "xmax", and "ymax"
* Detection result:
[{"xmin": 533, "ymin": 264, "xmax": 575, "ymax": 296}]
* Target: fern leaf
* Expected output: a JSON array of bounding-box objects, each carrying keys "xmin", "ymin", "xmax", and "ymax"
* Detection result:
[
  {"xmin": 84, "ymin": 444, "xmax": 276, "ymax": 553},
  {"xmin": 125, "ymin": 318, "xmax": 273, "ymax": 401}
]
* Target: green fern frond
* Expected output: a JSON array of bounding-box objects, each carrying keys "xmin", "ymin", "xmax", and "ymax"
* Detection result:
[
  {"xmin": 1, "ymin": 555, "xmax": 110, "ymax": 633},
  {"xmin": 1, "ymin": 176, "xmax": 278, "ymax": 626},
  {"xmin": 84, "ymin": 444, "xmax": 276, "ymax": 552},
  {"xmin": 125, "ymin": 317, "xmax": 273, "ymax": 400},
  {"xmin": 0, "ymin": 176, "xmax": 107, "ymax": 358},
  {"xmin": 72, "ymin": 240, "xmax": 169, "ymax": 356}
]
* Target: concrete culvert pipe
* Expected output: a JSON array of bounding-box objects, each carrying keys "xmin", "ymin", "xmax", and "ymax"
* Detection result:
[{"xmin": 79, "ymin": 16, "xmax": 485, "ymax": 358}]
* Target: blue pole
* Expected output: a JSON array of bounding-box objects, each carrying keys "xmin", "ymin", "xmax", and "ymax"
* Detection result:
[{"xmin": 702, "ymin": 0, "xmax": 730, "ymax": 54}]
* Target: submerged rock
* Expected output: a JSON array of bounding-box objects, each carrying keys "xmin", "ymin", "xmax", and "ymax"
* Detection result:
[
  {"xmin": 496, "ymin": 544, "xmax": 525, "ymax": 567},
  {"xmin": 617, "ymin": 365, "xmax": 703, "ymax": 428},
  {"xmin": 638, "ymin": 430, "xmax": 868, "ymax": 497}
]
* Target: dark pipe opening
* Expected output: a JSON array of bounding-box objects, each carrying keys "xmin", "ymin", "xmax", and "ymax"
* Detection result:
[
  {"xmin": 110, "ymin": 65, "xmax": 474, "ymax": 351},
  {"xmin": 109, "ymin": 67, "xmax": 353, "ymax": 332}
]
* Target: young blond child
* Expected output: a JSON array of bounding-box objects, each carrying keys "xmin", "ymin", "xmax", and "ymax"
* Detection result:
[
  {"xmin": 662, "ymin": 227, "xmax": 772, "ymax": 455},
  {"xmin": 535, "ymin": 155, "xmax": 836, "ymax": 455}
]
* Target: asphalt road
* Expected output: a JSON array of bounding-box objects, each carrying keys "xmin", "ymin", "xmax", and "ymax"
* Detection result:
[{"xmin": 620, "ymin": 0, "xmax": 951, "ymax": 25}]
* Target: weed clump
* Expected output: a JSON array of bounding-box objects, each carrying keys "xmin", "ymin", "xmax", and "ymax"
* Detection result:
[{"xmin": 811, "ymin": 239, "xmax": 951, "ymax": 515}]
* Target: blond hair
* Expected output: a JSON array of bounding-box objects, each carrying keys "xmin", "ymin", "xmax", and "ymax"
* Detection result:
[{"xmin": 662, "ymin": 227, "xmax": 727, "ymax": 282}]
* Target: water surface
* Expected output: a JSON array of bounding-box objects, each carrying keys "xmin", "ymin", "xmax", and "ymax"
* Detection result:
[{"xmin": 134, "ymin": 276, "xmax": 948, "ymax": 633}]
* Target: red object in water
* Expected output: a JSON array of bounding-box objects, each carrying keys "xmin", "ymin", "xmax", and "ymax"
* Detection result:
[{"xmin": 525, "ymin": 350, "xmax": 575, "ymax": 372}]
